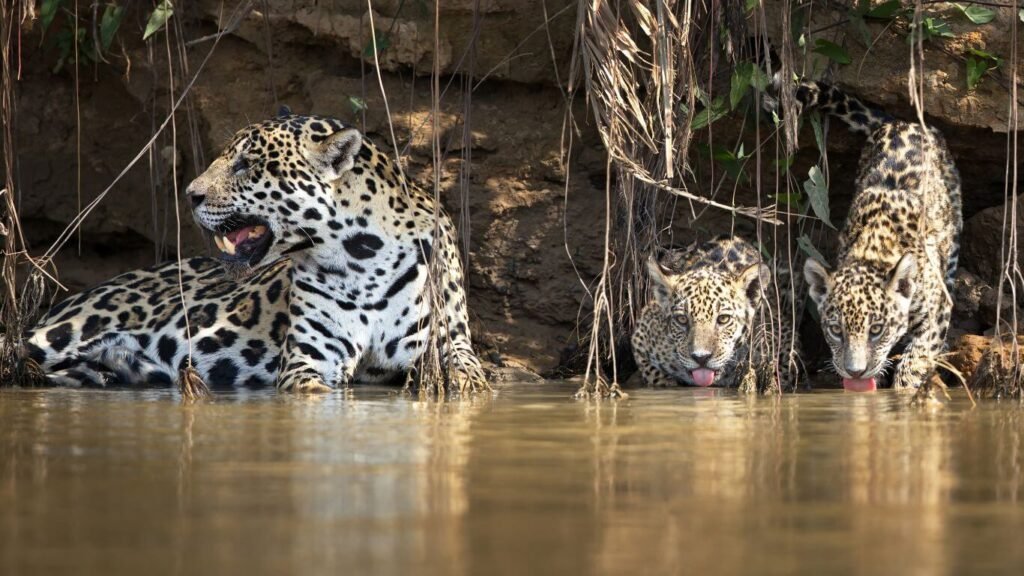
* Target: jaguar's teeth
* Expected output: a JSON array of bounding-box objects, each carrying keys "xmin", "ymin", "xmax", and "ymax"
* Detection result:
[
  {"xmin": 249, "ymin": 225, "xmax": 266, "ymax": 239},
  {"xmin": 214, "ymin": 234, "xmax": 236, "ymax": 255},
  {"xmin": 222, "ymin": 235, "xmax": 237, "ymax": 255}
]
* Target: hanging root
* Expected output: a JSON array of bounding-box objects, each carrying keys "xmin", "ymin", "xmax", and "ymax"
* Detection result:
[
  {"xmin": 178, "ymin": 364, "xmax": 211, "ymax": 402},
  {"xmin": 574, "ymin": 371, "xmax": 628, "ymax": 400}
]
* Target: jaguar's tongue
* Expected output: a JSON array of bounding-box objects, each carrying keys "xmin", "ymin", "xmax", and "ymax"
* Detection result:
[
  {"xmin": 843, "ymin": 377, "xmax": 877, "ymax": 392},
  {"xmin": 691, "ymin": 368, "xmax": 717, "ymax": 387},
  {"xmin": 226, "ymin": 226, "xmax": 256, "ymax": 245}
]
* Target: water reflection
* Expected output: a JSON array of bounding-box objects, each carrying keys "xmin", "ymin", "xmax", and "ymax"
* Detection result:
[{"xmin": 1, "ymin": 385, "xmax": 1022, "ymax": 575}]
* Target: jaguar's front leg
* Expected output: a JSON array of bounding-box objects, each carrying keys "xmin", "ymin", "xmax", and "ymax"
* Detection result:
[
  {"xmin": 276, "ymin": 283, "xmax": 362, "ymax": 393},
  {"xmin": 634, "ymin": 352, "xmax": 677, "ymax": 388},
  {"xmin": 893, "ymin": 292, "xmax": 951, "ymax": 393}
]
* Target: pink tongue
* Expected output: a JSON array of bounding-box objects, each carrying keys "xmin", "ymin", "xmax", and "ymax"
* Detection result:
[
  {"xmin": 226, "ymin": 226, "xmax": 253, "ymax": 245},
  {"xmin": 843, "ymin": 377, "xmax": 877, "ymax": 392},
  {"xmin": 691, "ymin": 368, "xmax": 716, "ymax": 387}
]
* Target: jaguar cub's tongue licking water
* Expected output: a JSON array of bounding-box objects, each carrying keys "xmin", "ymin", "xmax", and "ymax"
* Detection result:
[
  {"xmin": 842, "ymin": 377, "xmax": 877, "ymax": 392},
  {"xmin": 691, "ymin": 368, "xmax": 716, "ymax": 387}
]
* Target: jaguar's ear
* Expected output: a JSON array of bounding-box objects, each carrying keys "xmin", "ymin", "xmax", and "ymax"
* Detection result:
[
  {"xmin": 739, "ymin": 262, "xmax": 771, "ymax": 304},
  {"xmin": 887, "ymin": 253, "xmax": 917, "ymax": 301},
  {"xmin": 803, "ymin": 258, "xmax": 831, "ymax": 307},
  {"xmin": 646, "ymin": 256, "xmax": 677, "ymax": 307},
  {"xmin": 276, "ymin": 105, "xmax": 292, "ymax": 117},
  {"xmin": 313, "ymin": 128, "xmax": 363, "ymax": 179}
]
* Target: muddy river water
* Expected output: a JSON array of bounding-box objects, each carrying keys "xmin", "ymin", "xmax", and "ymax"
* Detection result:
[{"xmin": 1, "ymin": 382, "xmax": 1022, "ymax": 575}]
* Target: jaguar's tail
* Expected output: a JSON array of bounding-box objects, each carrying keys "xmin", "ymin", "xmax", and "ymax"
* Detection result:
[{"xmin": 767, "ymin": 75, "xmax": 892, "ymax": 136}]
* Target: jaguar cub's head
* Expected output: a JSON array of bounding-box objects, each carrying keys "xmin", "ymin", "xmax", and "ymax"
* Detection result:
[
  {"xmin": 187, "ymin": 113, "xmax": 364, "ymax": 270},
  {"xmin": 646, "ymin": 255, "xmax": 768, "ymax": 387},
  {"xmin": 803, "ymin": 255, "xmax": 916, "ymax": 389}
]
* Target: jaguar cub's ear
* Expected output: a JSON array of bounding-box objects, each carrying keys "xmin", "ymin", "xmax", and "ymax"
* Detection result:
[
  {"xmin": 803, "ymin": 258, "xmax": 832, "ymax": 307},
  {"xmin": 646, "ymin": 255, "xmax": 677, "ymax": 307},
  {"xmin": 887, "ymin": 253, "xmax": 917, "ymax": 301},
  {"xmin": 739, "ymin": 262, "xmax": 771, "ymax": 304},
  {"xmin": 313, "ymin": 127, "xmax": 363, "ymax": 180}
]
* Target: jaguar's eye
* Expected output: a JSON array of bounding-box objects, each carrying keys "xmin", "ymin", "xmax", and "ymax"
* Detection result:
[
  {"xmin": 673, "ymin": 313, "xmax": 689, "ymax": 327},
  {"xmin": 827, "ymin": 323, "xmax": 843, "ymax": 338},
  {"xmin": 232, "ymin": 156, "xmax": 250, "ymax": 175},
  {"xmin": 716, "ymin": 314, "xmax": 732, "ymax": 325},
  {"xmin": 869, "ymin": 323, "xmax": 884, "ymax": 338}
]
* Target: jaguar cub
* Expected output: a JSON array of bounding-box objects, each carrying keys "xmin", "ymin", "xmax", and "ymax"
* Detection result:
[
  {"xmin": 792, "ymin": 80, "xmax": 962, "ymax": 392},
  {"xmin": 632, "ymin": 237, "xmax": 800, "ymax": 392}
]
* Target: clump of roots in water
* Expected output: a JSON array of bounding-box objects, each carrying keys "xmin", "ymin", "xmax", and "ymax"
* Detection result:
[{"xmin": 178, "ymin": 364, "xmax": 211, "ymax": 402}]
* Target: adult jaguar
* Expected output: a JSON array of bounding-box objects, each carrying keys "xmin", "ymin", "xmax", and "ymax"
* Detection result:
[{"xmin": 17, "ymin": 112, "xmax": 486, "ymax": 393}]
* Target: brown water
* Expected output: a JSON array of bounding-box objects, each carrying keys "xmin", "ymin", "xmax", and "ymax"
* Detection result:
[{"xmin": 1, "ymin": 383, "xmax": 1022, "ymax": 576}]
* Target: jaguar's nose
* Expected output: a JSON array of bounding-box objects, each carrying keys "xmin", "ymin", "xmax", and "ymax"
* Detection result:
[
  {"xmin": 691, "ymin": 351, "xmax": 712, "ymax": 366},
  {"xmin": 186, "ymin": 184, "xmax": 206, "ymax": 208}
]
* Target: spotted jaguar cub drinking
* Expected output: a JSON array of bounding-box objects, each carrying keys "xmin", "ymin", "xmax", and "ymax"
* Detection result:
[
  {"xmin": 632, "ymin": 236, "xmax": 800, "ymax": 392},
  {"xmin": 789, "ymin": 80, "xmax": 962, "ymax": 392},
  {"xmin": 18, "ymin": 112, "xmax": 486, "ymax": 393}
]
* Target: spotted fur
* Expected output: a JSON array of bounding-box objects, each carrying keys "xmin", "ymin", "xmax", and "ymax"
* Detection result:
[
  {"xmin": 20, "ymin": 114, "xmax": 486, "ymax": 393},
  {"xmin": 793, "ymin": 80, "xmax": 962, "ymax": 390},
  {"xmin": 631, "ymin": 237, "xmax": 801, "ymax": 392}
]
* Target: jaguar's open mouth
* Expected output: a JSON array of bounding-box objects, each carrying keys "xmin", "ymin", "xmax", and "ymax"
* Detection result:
[{"xmin": 206, "ymin": 216, "xmax": 273, "ymax": 265}]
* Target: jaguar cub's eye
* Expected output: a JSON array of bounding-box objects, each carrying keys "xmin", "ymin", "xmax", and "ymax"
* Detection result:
[
  {"xmin": 232, "ymin": 156, "xmax": 250, "ymax": 175},
  {"xmin": 716, "ymin": 314, "xmax": 732, "ymax": 325},
  {"xmin": 827, "ymin": 323, "xmax": 843, "ymax": 338},
  {"xmin": 869, "ymin": 323, "xmax": 884, "ymax": 338}
]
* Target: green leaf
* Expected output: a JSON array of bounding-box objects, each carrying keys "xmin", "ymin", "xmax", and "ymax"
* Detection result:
[
  {"xmin": 965, "ymin": 56, "xmax": 997, "ymax": 90},
  {"xmin": 809, "ymin": 111, "xmax": 826, "ymax": 159},
  {"xmin": 955, "ymin": 4, "xmax": 996, "ymax": 25},
  {"xmin": 798, "ymin": 234, "xmax": 829, "ymax": 266},
  {"xmin": 749, "ymin": 67, "xmax": 771, "ymax": 91},
  {"xmin": 774, "ymin": 193, "xmax": 803, "ymax": 206},
  {"xmin": 40, "ymin": 0, "xmax": 65, "ymax": 31},
  {"xmin": 348, "ymin": 96, "xmax": 368, "ymax": 113},
  {"xmin": 908, "ymin": 17, "xmax": 954, "ymax": 44},
  {"xmin": 927, "ymin": 18, "xmax": 954, "ymax": 38},
  {"xmin": 745, "ymin": 0, "xmax": 760, "ymax": 12},
  {"xmin": 966, "ymin": 58, "xmax": 984, "ymax": 90},
  {"xmin": 143, "ymin": 1, "xmax": 174, "ymax": 41},
  {"xmin": 363, "ymin": 32, "xmax": 390, "ymax": 58},
  {"xmin": 813, "ymin": 39, "xmax": 851, "ymax": 65},
  {"xmin": 866, "ymin": 1, "xmax": 904, "ymax": 20},
  {"xmin": 730, "ymin": 63, "xmax": 753, "ymax": 110},
  {"xmin": 803, "ymin": 165, "xmax": 834, "ymax": 228},
  {"xmin": 691, "ymin": 96, "xmax": 729, "ymax": 130},
  {"xmin": 773, "ymin": 156, "xmax": 795, "ymax": 174},
  {"xmin": 968, "ymin": 48, "xmax": 1001, "ymax": 64},
  {"xmin": 100, "ymin": 5, "xmax": 125, "ymax": 52}
]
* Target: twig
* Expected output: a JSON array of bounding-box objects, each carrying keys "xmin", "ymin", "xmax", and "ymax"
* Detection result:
[{"xmin": 184, "ymin": 1, "xmax": 255, "ymax": 47}]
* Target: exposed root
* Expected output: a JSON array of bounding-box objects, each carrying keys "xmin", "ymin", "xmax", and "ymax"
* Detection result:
[
  {"xmin": 969, "ymin": 338, "xmax": 1024, "ymax": 399},
  {"xmin": 19, "ymin": 357, "xmax": 47, "ymax": 387},
  {"xmin": 178, "ymin": 365, "xmax": 211, "ymax": 402}
]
